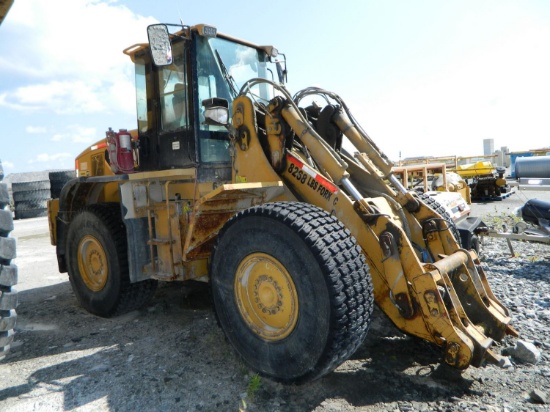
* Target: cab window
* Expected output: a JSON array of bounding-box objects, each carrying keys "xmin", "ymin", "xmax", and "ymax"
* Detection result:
[
  {"xmin": 134, "ymin": 51, "xmax": 154, "ymax": 133},
  {"xmin": 158, "ymin": 41, "xmax": 189, "ymax": 132}
]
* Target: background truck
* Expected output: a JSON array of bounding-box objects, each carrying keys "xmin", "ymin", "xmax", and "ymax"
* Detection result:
[{"xmin": 48, "ymin": 22, "xmax": 516, "ymax": 384}]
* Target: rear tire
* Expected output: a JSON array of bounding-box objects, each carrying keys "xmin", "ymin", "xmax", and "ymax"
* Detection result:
[
  {"xmin": 66, "ymin": 203, "xmax": 157, "ymax": 317},
  {"xmin": 210, "ymin": 202, "xmax": 374, "ymax": 384}
]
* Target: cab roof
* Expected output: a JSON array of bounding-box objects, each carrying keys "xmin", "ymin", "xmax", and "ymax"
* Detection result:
[{"xmin": 123, "ymin": 23, "xmax": 274, "ymax": 63}]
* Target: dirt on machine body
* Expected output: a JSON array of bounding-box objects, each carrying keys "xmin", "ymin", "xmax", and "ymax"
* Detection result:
[{"xmin": 47, "ymin": 22, "xmax": 517, "ymax": 384}]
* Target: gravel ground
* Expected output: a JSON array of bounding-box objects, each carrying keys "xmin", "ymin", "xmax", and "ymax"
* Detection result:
[{"xmin": 0, "ymin": 188, "xmax": 549, "ymax": 412}]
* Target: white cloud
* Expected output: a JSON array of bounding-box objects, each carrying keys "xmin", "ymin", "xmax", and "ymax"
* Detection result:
[
  {"xmin": 356, "ymin": 20, "xmax": 550, "ymax": 161},
  {"xmin": 0, "ymin": 0, "xmax": 156, "ymax": 116},
  {"xmin": 25, "ymin": 126, "xmax": 48, "ymax": 134},
  {"xmin": 30, "ymin": 153, "xmax": 72, "ymax": 164},
  {"xmin": 8, "ymin": 81, "xmax": 106, "ymax": 114},
  {"xmin": 51, "ymin": 125, "xmax": 98, "ymax": 144},
  {"xmin": 0, "ymin": 93, "xmax": 31, "ymax": 111}
]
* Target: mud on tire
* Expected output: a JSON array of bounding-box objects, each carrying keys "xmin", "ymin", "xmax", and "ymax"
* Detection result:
[{"xmin": 210, "ymin": 201, "xmax": 374, "ymax": 384}]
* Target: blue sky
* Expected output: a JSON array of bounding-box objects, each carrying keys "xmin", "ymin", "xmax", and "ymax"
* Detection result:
[{"xmin": 1, "ymin": 0, "xmax": 549, "ymax": 175}]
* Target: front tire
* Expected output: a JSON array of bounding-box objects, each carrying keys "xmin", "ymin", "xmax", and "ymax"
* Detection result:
[
  {"xmin": 210, "ymin": 202, "xmax": 374, "ymax": 384},
  {"xmin": 66, "ymin": 203, "xmax": 157, "ymax": 317}
]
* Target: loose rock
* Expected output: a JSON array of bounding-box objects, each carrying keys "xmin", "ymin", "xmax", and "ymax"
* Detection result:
[
  {"xmin": 2, "ymin": 198, "xmax": 550, "ymax": 411},
  {"xmin": 530, "ymin": 389, "xmax": 548, "ymax": 404},
  {"xmin": 508, "ymin": 340, "xmax": 542, "ymax": 364}
]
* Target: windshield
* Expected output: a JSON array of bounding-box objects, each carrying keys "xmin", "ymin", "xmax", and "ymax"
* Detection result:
[
  {"xmin": 196, "ymin": 36, "xmax": 276, "ymax": 109},
  {"xmin": 195, "ymin": 35, "xmax": 278, "ymax": 163}
]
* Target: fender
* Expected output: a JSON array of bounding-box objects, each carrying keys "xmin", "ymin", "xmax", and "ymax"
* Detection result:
[{"xmin": 54, "ymin": 175, "xmax": 127, "ymax": 273}]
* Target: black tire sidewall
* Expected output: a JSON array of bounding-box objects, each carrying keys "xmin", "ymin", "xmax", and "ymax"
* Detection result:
[
  {"xmin": 66, "ymin": 209, "xmax": 124, "ymax": 316},
  {"xmin": 471, "ymin": 235, "xmax": 480, "ymax": 254},
  {"xmin": 11, "ymin": 181, "xmax": 50, "ymax": 193},
  {"xmin": 0, "ymin": 178, "xmax": 16, "ymax": 358},
  {"xmin": 14, "ymin": 199, "xmax": 48, "ymax": 211},
  {"xmin": 12, "ymin": 189, "xmax": 50, "ymax": 202},
  {"xmin": 419, "ymin": 193, "xmax": 461, "ymax": 244},
  {"xmin": 211, "ymin": 214, "xmax": 332, "ymax": 382}
]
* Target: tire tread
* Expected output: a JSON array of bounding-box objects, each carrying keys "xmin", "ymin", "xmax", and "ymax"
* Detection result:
[
  {"xmin": 0, "ymin": 172, "xmax": 17, "ymax": 359},
  {"xmin": 68, "ymin": 203, "xmax": 157, "ymax": 317},
  {"xmin": 212, "ymin": 201, "xmax": 374, "ymax": 383}
]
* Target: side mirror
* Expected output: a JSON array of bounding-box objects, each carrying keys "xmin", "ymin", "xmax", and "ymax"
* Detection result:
[
  {"xmin": 263, "ymin": 47, "xmax": 287, "ymax": 84},
  {"xmin": 202, "ymin": 98, "xmax": 229, "ymax": 126},
  {"xmin": 147, "ymin": 24, "xmax": 173, "ymax": 66}
]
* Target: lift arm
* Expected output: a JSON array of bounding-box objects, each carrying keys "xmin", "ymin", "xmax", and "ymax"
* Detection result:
[{"xmin": 226, "ymin": 86, "xmax": 517, "ymax": 369}]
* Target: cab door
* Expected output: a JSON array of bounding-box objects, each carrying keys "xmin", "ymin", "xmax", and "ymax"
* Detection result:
[
  {"xmin": 156, "ymin": 40, "xmax": 196, "ymax": 169},
  {"xmin": 133, "ymin": 49, "xmax": 158, "ymax": 171},
  {"xmin": 134, "ymin": 39, "xmax": 196, "ymax": 172}
]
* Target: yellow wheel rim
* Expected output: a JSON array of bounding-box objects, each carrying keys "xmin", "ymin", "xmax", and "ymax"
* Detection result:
[
  {"xmin": 235, "ymin": 253, "xmax": 298, "ymax": 341},
  {"xmin": 77, "ymin": 235, "xmax": 108, "ymax": 292}
]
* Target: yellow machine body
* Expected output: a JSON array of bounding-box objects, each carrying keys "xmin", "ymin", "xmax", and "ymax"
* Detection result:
[{"xmin": 47, "ymin": 21, "xmax": 516, "ymax": 383}]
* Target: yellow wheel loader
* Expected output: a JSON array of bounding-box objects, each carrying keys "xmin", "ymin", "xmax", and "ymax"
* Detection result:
[{"xmin": 47, "ymin": 22, "xmax": 517, "ymax": 384}]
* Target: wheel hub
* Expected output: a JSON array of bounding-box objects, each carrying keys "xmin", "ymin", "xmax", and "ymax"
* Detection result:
[
  {"xmin": 77, "ymin": 235, "xmax": 109, "ymax": 292},
  {"xmin": 254, "ymin": 274, "xmax": 283, "ymax": 315},
  {"xmin": 235, "ymin": 253, "xmax": 298, "ymax": 341}
]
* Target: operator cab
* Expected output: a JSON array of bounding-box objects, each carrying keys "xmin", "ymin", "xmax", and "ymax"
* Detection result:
[{"xmin": 124, "ymin": 23, "xmax": 286, "ymax": 178}]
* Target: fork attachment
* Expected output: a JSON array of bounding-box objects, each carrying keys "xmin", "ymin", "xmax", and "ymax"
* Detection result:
[{"xmin": 416, "ymin": 249, "xmax": 518, "ymax": 367}]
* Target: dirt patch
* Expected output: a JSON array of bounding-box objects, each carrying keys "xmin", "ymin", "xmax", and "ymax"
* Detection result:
[{"xmin": 1, "ymin": 195, "xmax": 549, "ymax": 411}]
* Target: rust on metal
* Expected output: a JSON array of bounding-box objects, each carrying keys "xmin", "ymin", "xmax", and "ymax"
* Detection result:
[{"xmin": 183, "ymin": 182, "xmax": 284, "ymax": 259}]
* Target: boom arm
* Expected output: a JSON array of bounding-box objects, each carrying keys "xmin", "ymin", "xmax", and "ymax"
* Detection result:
[{"xmin": 228, "ymin": 82, "xmax": 517, "ymax": 369}]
